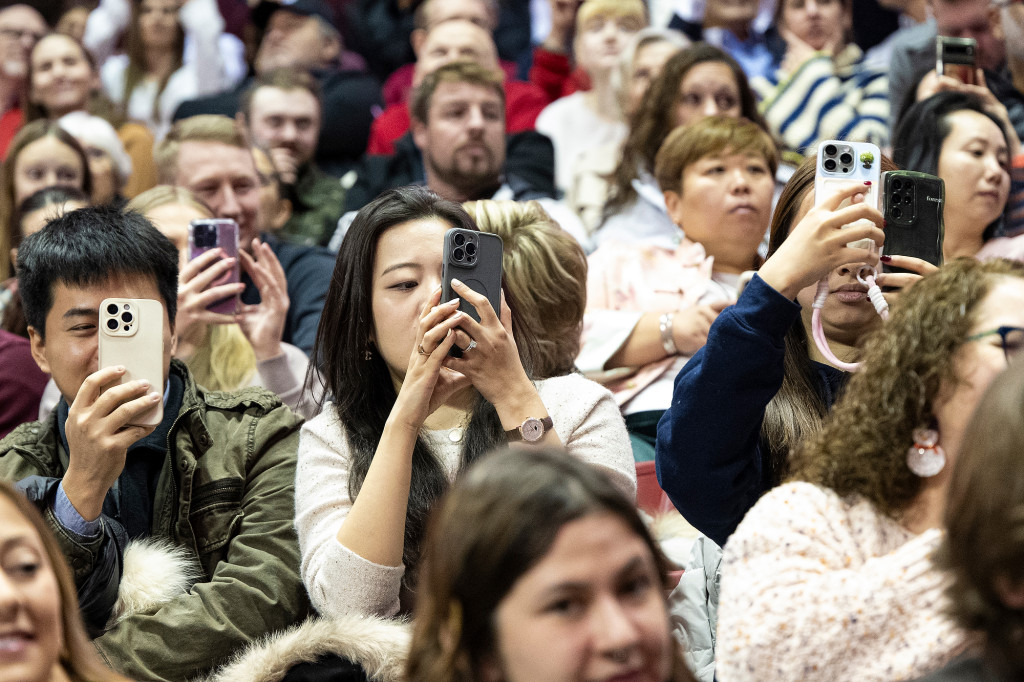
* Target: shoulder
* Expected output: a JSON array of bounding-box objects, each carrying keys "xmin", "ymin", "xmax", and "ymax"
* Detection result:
[
  {"xmin": 535, "ymin": 374, "xmax": 616, "ymax": 424},
  {"xmin": 196, "ymin": 383, "xmax": 304, "ymax": 436}
]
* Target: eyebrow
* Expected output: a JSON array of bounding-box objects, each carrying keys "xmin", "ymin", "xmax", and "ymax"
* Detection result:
[
  {"xmin": 63, "ymin": 307, "xmax": 97, "ymax": 319},
  {"xmin": 541, "ymin": 556, "xmax": 650, "ymax": 595},
  {"xmin": 381, "ymin": 262, "xmax": 421, "ymax": 276}
]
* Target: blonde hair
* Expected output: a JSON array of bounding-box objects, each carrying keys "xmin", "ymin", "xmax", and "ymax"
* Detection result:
[
  {"xmin": 464, "ymin": 200, "xmax": 586, "ymax": 378},
  {"xmin": 124, "ymin": 186, "xmax": 258, "ymax": 391},
  {"xmin": 577, "ymin": 0, "xmax": 647, "ymax": 30},
  {"xmin": 154, "ymin": 115, "xmax": 248, "ymax": 185}
]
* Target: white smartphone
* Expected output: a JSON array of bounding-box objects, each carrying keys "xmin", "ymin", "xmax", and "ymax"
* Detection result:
[
  {"xmin": 98, "ymin": 298, "xmax": 165, "ymax": 427},
  {"xmin": 814, "ymin": 140, "xmax": 881, "ymax": 250}
]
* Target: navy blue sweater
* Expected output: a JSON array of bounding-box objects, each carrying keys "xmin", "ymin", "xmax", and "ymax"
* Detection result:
[{"xmin": 655, "ymin": 274, "xmax": 847, "ymax": 546}]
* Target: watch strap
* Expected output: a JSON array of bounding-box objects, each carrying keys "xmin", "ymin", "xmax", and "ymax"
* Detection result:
[{"xmin": 505, "ymin": 416, "xmax": 554, "ymax": 442}]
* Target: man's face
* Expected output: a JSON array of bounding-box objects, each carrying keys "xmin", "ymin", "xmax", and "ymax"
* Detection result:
[
  {"xmin": 413, "ymin": 19, "xmax": 499, "ymax": 86},
  {"xmin": 422, "ymin": 0, "xmax": 495, "ymax": 31},
  {"xmin": 933, "ymin": 0, "xmax": 1005, "ymax": 70},
  {"xmin": 254, "ymin": 10, "xmax": 336, "ymax": 73},
  {"xmin": 28, "ymin": 274, "xmax": 174, "ymax": 405},
  {"xmin": 998, "ymin": 2, "xmax": 1024, "ymax": 66},
  {"xmin": 412, "ymin": 80, "xmax": 505, "ymax": 197},
  {"xmin": 246, "ymin": 86, "xmax": 321, "ymax": 168},
  {"xmin": 0, "ymin": 5, "xmax": 47, "ymax": 80},
  {"xmin": 174, "ymin": 141, "xmax": 261, "ymax": 249}
]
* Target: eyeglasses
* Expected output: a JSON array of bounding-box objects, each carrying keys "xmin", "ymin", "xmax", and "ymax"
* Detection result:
[
  {"xmin": 967, "ymin": 326, "xmax": 1024, "ymax": 364},
  {"xmin": 992, "ymin": 0, "xmax": 1023, "ymax": 7},
  {"xmin": 0, "ymin": 27, "xmax": 45, "ymax": 43}
]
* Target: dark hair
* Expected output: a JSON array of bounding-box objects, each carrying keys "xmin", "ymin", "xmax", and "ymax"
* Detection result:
[
  {"xmin": 407, "ymin": 447, "xmax": 696, "ymax": 682},
  {"xmin": 604, "ymin": 43, "xmax": 765, "ymax": 219},
  {"xmin": 13, "ymin": 186, "xmax": 90, "ymax": 252},
  {"xmin": 17, "ymin": 205, "xmax": 179, "ymax": 339},
  {"xmin": 309, "ymin": 186, "xmax": 527, "ymax": 592},
  {"xmin": 892, "ymin": 92, "xmax": 1009, "ymax": 239},
  {"xmin": 122, "ymin": 1, "xmax": 184, "ymax": 125},
  {"xmin": 410, "ymin": 60, "xmax": 505, "ymax": 125},
  {"xmin": 240, "ymin": 67, "xmax": 323, "ymax": 120},
  {"xmin": 941, "ymin": 361, "xmax": 1024, "ymax": 677}
]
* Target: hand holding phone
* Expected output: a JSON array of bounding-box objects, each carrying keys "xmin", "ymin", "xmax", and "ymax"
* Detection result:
[
  {"xmin": 188, "ymin": 219, "xmax": 240, "ymax": 315},
  {"xmin": 937, "ymin": 36, "xmax": 976, "ymax": 85},
  {"xmin": 98, "ymin": 298, "xmax": 165, "ymax": 427},
  {"xmin": 814, "ymin": 140, "xmax": 882, "ymax": 251},
  {"xmin": 441, "ymin": 228, "xmax": 503, "ymax": 357},
  {"xmin": 881, "ymin": 171, "xmax": 944, "ymax": 273}
]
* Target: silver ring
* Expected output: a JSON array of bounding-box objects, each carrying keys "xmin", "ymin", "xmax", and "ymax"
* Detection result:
[{"xmin": 465, "ymin": 339, "xmax": 477, "ymax": 352}]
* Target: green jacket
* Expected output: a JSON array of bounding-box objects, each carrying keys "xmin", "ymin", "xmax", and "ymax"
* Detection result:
[
  {"xmin": 0, "ymin": 360, "xmax": 310, "ymax": 681},
  {"xmin": 278, "ymin": 163, "xmax": 347, "ymax": 247}
]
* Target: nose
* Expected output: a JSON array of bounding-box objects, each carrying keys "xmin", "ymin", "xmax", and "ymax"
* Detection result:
[
  {"xmin": 731, "ymin": 167, "xmax": 752, "ymax": 192},
  {"xmin": 805, "ymin": 0, "xmax": 822, "ymax": 15},
  {"xmin": 702, "ymin": 96, "xmax": 720, "ymax": 117},
  {"xmin": 593, "ymin": 595, "xmax": 642, "ymax": 658},
  {"xmin": 0, "ymin": 570, "xmax": 21, "ymax": 622},
  {"xmin": 466, "ymin": 105, "xmax": 485, "ymax": 132},
  {"xmin": 216, "ymin": 184, "xmax": 242, "ymax": 221},
  {"xmin": 982, "ymin": 154, "xmax": 1006, "ymax": 182}
]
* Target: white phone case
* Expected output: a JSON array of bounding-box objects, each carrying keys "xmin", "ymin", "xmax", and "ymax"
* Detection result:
[
  {"xmin": 98, "ymin": 298, "xmax": 165, "ymax": 427},
  {"xmin": 814, "ymin": 140, "xmax": 881, "ymax": 251}
]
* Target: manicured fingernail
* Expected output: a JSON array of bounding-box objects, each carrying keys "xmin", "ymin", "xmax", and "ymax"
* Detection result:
[
  {"xmin": 883, "ymin": 220, "xmax": 888, "ymax": 228},
  {"xmin": 149, "ymin": 392, "xmax": 161, "ymax": 401},
  {"xmin": 452, "ymin": 310, "xmax": 462, "ymax": 318},
  {"xmin": 138, "ymin": 381, "xmax": 151, "ymax": 390},
  {"xmin": 880, "ymin": 255, "xmax": 892, "ymax": 262},
  {"xmin": 451, "ymin": 278, "xmax": 463, "ymax": 287},
  {"xmin": 446, "ymin": 298, "xmax": 459, "ymax": 306},
  {"xmin": 863, "ymin": 181, "xmax": 872, "ymax": 186},
  {"xmin": 116, "ymin": 365, "xmax": 126, "ymax": 372}
]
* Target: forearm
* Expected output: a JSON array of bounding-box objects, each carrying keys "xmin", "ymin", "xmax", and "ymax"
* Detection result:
[
  {"xmin": 606, "ymin": 312, "xmax": 671, "ymax": 369},
  {"xmin": 492, "ymin": 378, "xmax": 562, "ymax": 448}
]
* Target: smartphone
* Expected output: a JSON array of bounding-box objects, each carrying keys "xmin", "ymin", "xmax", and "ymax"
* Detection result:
[
  {"xmin": 441, "ymin": 228, "xmax": 503, "ymax": 358},
  {"xmin": 881, "ymin": 171, "xmax": 945, "ymax": 274},
  {"xmin": 815, "ymin": 140, "xmax": 882, "ymax": 250},
  {"xmin": 98, "ymin": 298, "xmax": 165, "ymax": 427},
  {"xmin": 937, "ymin": 36, "xmax": 976, "ymax": 85},
  {"xmin": 188, "ymin": 218, "xmax": 240, "ymax": 315}
]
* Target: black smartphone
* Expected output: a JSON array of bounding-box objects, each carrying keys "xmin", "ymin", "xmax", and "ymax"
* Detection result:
[
  {"xmin": 937, "ymin": 36, "xmax": 976, "ymax": 85},
  {"xmin": 882, "ymin": 171, "xmax": 944, "ymax": 274},
  {"xmin": 441, "ymin": 228, "xmax": 503, "ymax": 357}
]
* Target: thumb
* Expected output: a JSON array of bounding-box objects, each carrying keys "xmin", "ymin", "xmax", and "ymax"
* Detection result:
[{"xmin": 710, "ymin": 300, "xmax": 731, "ymax": 313}]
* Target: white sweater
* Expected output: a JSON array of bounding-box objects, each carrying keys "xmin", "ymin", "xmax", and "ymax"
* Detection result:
[{"xmin": 295, "ymin": 373, "xmax": 636, "ymax": 618}]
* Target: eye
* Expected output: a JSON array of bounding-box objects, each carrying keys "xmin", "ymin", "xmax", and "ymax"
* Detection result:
[
  {"xmin": 546, "ymin": 596, "xmax": 586, "ymax": 618},
  {"xmin": 8, "ymin": 561, "xmax": 40, "ymax": 580},
  {"xmin": 680, "ymin": 93, "xmax": 702, "ymax": 107},
  {"xmin": 716, "ymin": 94, "xmax": 739, "ymax": 110},
  {"xmin": 620, "ymin": 573, "xmax": 654, "ymax": 600},
  {"xmin": 705, "ymin": 165, "xmax": 726, "ymax": 175},
  {"xmin": 748, "ymin": 163, "xmax": 768, "ymax": 175},
  {"xmin": 388, "ymin": 280, "xmax": 417, "ymax": 291}
]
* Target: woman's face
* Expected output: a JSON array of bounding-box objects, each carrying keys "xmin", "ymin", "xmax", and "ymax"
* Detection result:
[
  {"xmin": 574, "ymin": 14, "xmax": 642, "ymax": 76},
  {"xmin": 933, "ymin": 277, "xmax": 1024, "ymax": 462},
  {"xmin": 936, "ymin": 109, "xmax": 1010, "ymax": 245},
  {"xmin": 665, "ymin": 147, "xmax": 774, "ymax": 273},
  {"xmin": 138, "ymin": 0, "xmax": 180, "ymax": 51},
  {"xmin": 484, "ymin": 512, "xmax": 672, "ymax": 682},
  {"xmin": 674, "ymin": 61, "xmax": 742, "ymax": 127},
  {"xmin": 791, "ymin": 189, "xmax": 882, "ymax": 346},
  {"xmin": 29, "ymin": 34, "xmax": 94, "ymax": 118},
  {"xmin": 780, "ymin": 0, "xmax": 849, "ymax": 51},
  {"xmin": 81, "ymin": 144, "xmax": 117, "ymax": 205},
  {"xmin": 13, "ymin": 137, "xmax": 85, "ymax": 204},
  {"xmin": 145, "ymin": 202, "xmax": 208, "ymax": 267},
  {"xmin": 371, "ymin": 218, "xmax": 449, "ymax": 382},
  {"xmin": 19, "ymin": 199, "xmax": 88, "ymax": 241},
  {"xmin": 0, "ymin": 495, "xmax": 65, "ymax": 682},
  {"xmin": 625, "ymin": 40, "xmax": 680, "ymax": 117}
]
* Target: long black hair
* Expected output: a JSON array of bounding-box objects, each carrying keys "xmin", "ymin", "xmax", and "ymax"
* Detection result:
[{"xmin": 309, "ymin": 186, "xmax": 531, "ymax": 594}]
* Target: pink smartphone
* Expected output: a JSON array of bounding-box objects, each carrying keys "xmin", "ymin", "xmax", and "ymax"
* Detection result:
[
  {"xmin": 188, "ymin": 218, "xmax": 240, "ymax": 315},
  {"xmin": 98, "ymin": 298, "xmax": 164, "ymax": 427}
]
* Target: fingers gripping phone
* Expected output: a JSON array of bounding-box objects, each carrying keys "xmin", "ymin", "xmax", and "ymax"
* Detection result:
[
  {"xmin": 441, "ymin": 228, "xmax": 503, "ymax": 358},
  {"xmin": 881, "ymin": 171, "xmax": 945, "ymax": 273},
  {"xmin": 188, "ymin": 218, "xmax": 240, "ymax": 315},
  {"xmin": 814, "ymin": 140, "xmax": 882, "ymax": 250},
  {"xmin": 98, "ymin": 298, "xmax": 164, "ymax": 427},
  {"xmin": 937, "ymin": 36, "xmax": 976, "ymax": 85}
]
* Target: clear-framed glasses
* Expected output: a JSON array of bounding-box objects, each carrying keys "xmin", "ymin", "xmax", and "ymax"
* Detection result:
[
  {"xmin": 967, "ymin": 326, "xmax": 1024, "ymax": 364},
  {"xmin": 992, "ymin": 0, "xmax": 1023, "ymax": 7}
]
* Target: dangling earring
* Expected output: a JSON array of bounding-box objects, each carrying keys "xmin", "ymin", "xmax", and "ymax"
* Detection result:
[
  {"xmin": 907, "ymin": 426, "xmax": 946, "ymax": 477},
  {"xmin": 363, "ymin": 348, "xmax": 372, "ymax": 361}
]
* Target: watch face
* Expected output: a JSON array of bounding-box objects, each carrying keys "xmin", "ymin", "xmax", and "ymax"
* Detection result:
[{"xmin": 521, "ymin": 417, "xmax": 544, "ymax": 442}]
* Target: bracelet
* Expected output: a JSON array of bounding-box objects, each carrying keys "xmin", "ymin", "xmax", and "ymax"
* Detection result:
[{"xmin": 659, "ymin": 312, "xmax": 678, "ymax": 356}]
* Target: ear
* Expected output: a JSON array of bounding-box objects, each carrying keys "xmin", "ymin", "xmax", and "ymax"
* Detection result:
[
  {"xmin": 321, "ymin": 32, "xmax": 342, "ymax": 65},
  {"xmin": 411, "ymin": 28, "xmax": 427, "ymax": 55},
  {"xmin": 169, "ymin": 331, "xmax": 178, "ymax": 357},
  {"xmin": 663, "ymin": 189, "xmax": 685, "ymax": 228},
  {"xmin": 271, "ymin": 198, "xmax": 292, "ymax": 231},
  {"xmin": 236, "ymin": 111, "xmax": 249, "ymax": 131},
  {"xmin": 411, "ymin": 117, "xmax": 429, "ymax": 151},
  {"xmin": 990, "ymin": 6, "xmax": 1004, "ymax": 42},
  {"xmin": 28, "ymin": 326, "xmax": 51, "ymax": 376}
]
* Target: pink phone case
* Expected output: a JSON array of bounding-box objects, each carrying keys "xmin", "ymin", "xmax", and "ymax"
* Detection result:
[{"xmin": 188, "ymin": 219, "xmax": 240, "ymax": 315}]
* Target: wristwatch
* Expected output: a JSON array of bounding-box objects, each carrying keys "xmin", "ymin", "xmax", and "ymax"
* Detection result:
[{"xmin": 505, "ymin": 416, "xmax": 553, "ymax": 443}]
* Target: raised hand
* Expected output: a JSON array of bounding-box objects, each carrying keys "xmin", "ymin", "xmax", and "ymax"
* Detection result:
[
  {"xmin": 236, "ymin": 239, "xmax": 289, "ymax": 361},
  {"xmin": 175, "ymin": 248, "xmax": 244, "ymax": 360}
]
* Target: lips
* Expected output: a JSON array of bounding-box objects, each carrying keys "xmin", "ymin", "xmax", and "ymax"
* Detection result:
[
  {"xmin": 729, "ymin": 202, "xmax": 758, "ymax": 214},
  {"xmin": 833, "ymin": 283, "xmax": 868, "ymax": 303},
  {"xmin": 0, "ymin": 633, "xmax": 32, "ymax": 657}
]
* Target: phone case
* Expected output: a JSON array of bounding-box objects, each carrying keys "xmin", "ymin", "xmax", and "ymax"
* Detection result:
[
  {"xmin": 98, "ymin": 298, "xmax": 165, "ymax": 427},
  {"xmin": 814, "ymin": 140, "xmax": 882, "ymax": 250},
  {"xmin": 441, "ymin": 229, "xmax": 503, "ymax": 358},
  {"xmin": 881, "ymin": 171, "xmax": 944, "ymax": 273},
  {"xmin": 937, "ymin": 36, "xmax": 976, "ymax": 85},
  {"xmin": 188, "ymin": 219, "xmax": 240, "ymax": 315}
]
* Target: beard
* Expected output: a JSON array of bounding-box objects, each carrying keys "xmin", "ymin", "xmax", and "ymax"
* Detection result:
[{"xmin": 425, "ymin": 143, "xmax": 503, "ymax": 196}]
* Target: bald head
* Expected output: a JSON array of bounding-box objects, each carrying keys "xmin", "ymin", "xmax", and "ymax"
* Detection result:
[{"xmin": 413, "ymin": 19, "xmax": 499, "ymax": 87}]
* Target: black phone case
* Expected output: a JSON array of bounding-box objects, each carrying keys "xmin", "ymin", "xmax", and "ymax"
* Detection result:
[
  {"xmin": 882, "ymin": 171, "xmax": 944, "ymax": 274},
  {"xmin": 441, "ymin": 229, "xmax": 503, "ymax": 358}
]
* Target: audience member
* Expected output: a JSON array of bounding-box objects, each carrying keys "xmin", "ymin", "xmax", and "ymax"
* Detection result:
[
  {"xmin": 464, "ymin": 199, "xmax": 587, "ymax": 379},
  {"xmin": 0, "ymin": 479, "xmax": 132, "ymax": 682},
  {"xmin": 408, "ymin": 447, "xmax": 698, "ymax": 682},
  {"xmin": 751, "ymin": 0, "xmax": 889, "ymax": 154},
  {"xmin": 668, "ymin": 0, "xmax": 774, "ymax": 80},
  {"xmin": 716, "ymin": 258, "xmax": 1024, "ymax": 681},
  {"xmin": 0, "ymin": 120, "xmax": 92, "ymax": 282},
  {"xmin": 529, "ymin": 0, "xmax": 593, "ymax": 101},
  {"xmin": 82, "ymin": 0, "xmax": 236, "ymax": 140},
  {"xmin": 126, "ymin": 185, "xmax": 317, "ymax": 418},
  {"xmin": 58, "ymin": 111, "xmax": 131, "ymax": 206},
  {"xmin": 0, "ymin": 3, "xmax": 47, "ymax": 157},
  {"xmin": 599, "ymin": 44, "xmax": 765, "ymax": 249},
  {"xmin": 0, "ymin": 328, "xmax": 47, "ymax": 437},
  {"xmin": 173, "ymin": 0, "xmax": 382, "ymax": 177},
  {"xmin": 55, "ymin": 3, "xmax": 89, "ymax": 42},
  {"xmin": 238, "ymin": 68, "xmax": 345, "ymax": 247},
  {"xmin": 155, "ymin": 114, "xmax": 334, "ymax": 355},
  {"xmin": 923, "ymin": 360, "xmax": 1024, "ymax": 682},
  {"xmin": 894, "ymin": 92, "xmax": 1023, "ymax": 261},
  {"xmin": 296, "ymin": 186, "xmax": 634, "ymax": 621},
  {"xmin": 582, "ymin": 117, "xmax": 776, "ymax": 462},
  {"xmin": 0, "ymin": 206, "xmax": 308, "ymax": 680},
  {"xmin": 26, "ymin": 32, "xmax": 158, "ymax": 198},
  {"xmin": 365, "ymin": 19, "xmax": 548, "ymax": 157},
  {"xmin": 251, "ymin": 144, "xmax": 295, "ymax": 234},
  {"xmin": 535, "ymin": 0, "xmax": 644, "ymax": 192},
  {"xmin": 334, "ymin": 62, "xmax": 584, "ymax": 250}
]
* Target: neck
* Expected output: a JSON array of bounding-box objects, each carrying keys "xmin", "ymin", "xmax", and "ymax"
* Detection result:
[
  {"xmin": 1009, "ymin": 58, "xmax": 1024, "ymax": 96},
  {"xmin": 145, "ymin": 48, "xmax": 177, "ymax": 80},
  {"xmin": 0, "ymin": 75, "xmax": 20, "ymax": 111},
  {"xmin": 900, "ymin": 473, "xmax": 951, "ymax": 534},
  {"xmin": 426, "ymin": 170, "xmax": 501, "ymax": 204},
  {"xmin": 800, "ymin": 307, "xmax": 861, "ymax": 367},
  {"xmin": 583, "ymin": 75, "xmax": 623, "ymax": 122},
  {"xmin": 943, "ymin": 218, "xmax": 986, "ymax": 259},
  {"xmin": 421, "ymin": 386, "xmax": 477, "ymax": 430}
]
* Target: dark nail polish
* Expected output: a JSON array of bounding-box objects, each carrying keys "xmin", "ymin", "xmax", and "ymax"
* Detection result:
[
  {"xmin": 880, "ymin": 255, "xmax": 892, "ymax": 263},
  {"xmin": 883, "ymin": 219, "xmax": 888, "ymax": 228}
]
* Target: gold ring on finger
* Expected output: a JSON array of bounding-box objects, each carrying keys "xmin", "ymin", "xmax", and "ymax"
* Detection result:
[{"xmin": 418, "ymin": 344, "xmax": 429, "ymax": 356}]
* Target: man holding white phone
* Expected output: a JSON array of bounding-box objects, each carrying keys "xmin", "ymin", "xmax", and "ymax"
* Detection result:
[{"xmin": 0, "ymin": 207, "xmax": 308, "ymax": 681}]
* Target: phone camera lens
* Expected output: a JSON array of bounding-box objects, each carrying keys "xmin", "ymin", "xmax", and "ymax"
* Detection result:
[
  {"xmin": 824, "ymin": 144, "xmax": 837, "ymax": 156},
  {"xmin": 121, "ymin": 311, "xmax": 133, "ymax": 323},
  {"xmin": 465, "ymin": 242, "xmax": 477, "ymax": 256},
  {"xmin": 106, "ymin": 303, "xmax": 119, "ymax": 315},
  {"xmin": 890, "ymin": 193, "xmax": 900, "ymax": 205},
  {"xmin": 824, "ymin": 158, "xmax": 837, "ymax": 172},
  {"xmin": 453, "ymin": 247, "xmax": 465, "ymax": 262},
  {"xmin": 453, "ymin": 233, "xmax": 466, "ymax": 246},
  {"xmin": 839, "ymin": 152, "xmax": 853, "ymax": 165},
  {"xmin": 106, "ymin": 318, "xmax": 119, "ymax": 331},
  {"xmin": 892, "ymin": 207, "xmax": 903, "ymax": 220},
  {"xmin": 892, "ymin": 179, "xmax": 903, "ymax": 191}
]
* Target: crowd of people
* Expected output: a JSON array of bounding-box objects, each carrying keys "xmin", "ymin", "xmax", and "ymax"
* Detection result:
[{"xmin": 0, "ymin": 0, "xmax": 1023, "ymax": 681}]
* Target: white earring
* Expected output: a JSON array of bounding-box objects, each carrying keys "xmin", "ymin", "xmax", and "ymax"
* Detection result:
[{"xmin": 906, "ymin": 427, "xmax": 946, "ymax": 477}]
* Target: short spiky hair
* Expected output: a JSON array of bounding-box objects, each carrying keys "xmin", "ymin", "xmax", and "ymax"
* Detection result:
[{"xmin": 18, "ymin": 205, "xmax": 179, "ymax": 339}]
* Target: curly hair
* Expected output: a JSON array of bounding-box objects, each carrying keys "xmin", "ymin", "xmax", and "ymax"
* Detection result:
[
  {"xmin": 602, "ymin": 43, "xmax": 764, "ymax": 220},
  {"xmin": 789, "ymin": 258, "xmax": 1024, "ymax": 518}
]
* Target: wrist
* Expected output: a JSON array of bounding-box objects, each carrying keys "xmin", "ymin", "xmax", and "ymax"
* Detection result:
[
  {"xmin": 757, "ymin": 260, "xmax": 803, "ymax": 300},
  {"xmin": 660, "ymin": 313, "xmax": 679, "ymax": 356},
  {"xmin": 61, "ymin": 469, "xmax": 106, "ymax": 522},
  {"xmin": 252, "ymin": 340, "xmax": 284, "ymax": 363},
  {"xmin": 492, "ymin": 378, "xmax": 546, "ymax": 431}
]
